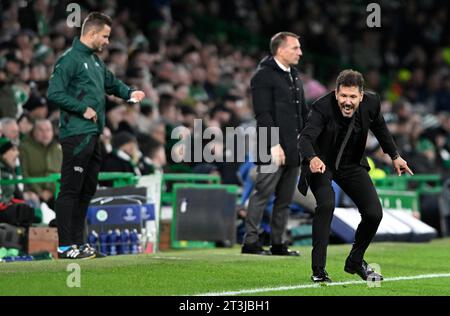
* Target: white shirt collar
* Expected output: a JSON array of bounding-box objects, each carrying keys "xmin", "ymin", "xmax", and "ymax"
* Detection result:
[{"xmin": 274, "ymin": 57, "xmax": 291, "ymax": 73}]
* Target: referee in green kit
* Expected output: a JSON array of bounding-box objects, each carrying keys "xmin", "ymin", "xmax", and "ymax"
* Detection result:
[{"xmin": 48, "ymin": 12, "xmax": 145, "ymax": 259}]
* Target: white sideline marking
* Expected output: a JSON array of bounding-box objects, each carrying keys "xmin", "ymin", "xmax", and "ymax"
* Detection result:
[
  {"xmin": 153, "ymin": 256, "xmax": 193, "ymax": 260},
  {"xmin": 194, "ymin": 273, "xmax": 450, "ymax": 296}
]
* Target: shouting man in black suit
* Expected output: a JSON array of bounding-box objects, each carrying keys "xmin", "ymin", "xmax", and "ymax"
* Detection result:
[{"xmin": 298, "ymin": 69, "xmax": 413, "ymax": 283}]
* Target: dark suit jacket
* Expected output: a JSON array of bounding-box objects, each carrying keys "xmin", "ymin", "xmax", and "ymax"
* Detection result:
[
  {"xmin": 297, "ymin": 90, "xmax": 398, "ymax": 195},
  {"xmin": 251, "ymin": 56, "xmax": 308, "ymax": 166}
]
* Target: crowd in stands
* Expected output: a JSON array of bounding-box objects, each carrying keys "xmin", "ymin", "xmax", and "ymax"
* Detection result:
[{"xmin": 0, "ymin": 0, "xmax": 449, "ymax": 225}]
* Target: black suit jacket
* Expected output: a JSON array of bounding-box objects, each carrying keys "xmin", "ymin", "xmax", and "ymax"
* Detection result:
[
  {"xmin": 251, "ymin": 56, "xmax": 308, "ymax": 166},
  {"xmin": 297, "ymin": 90, "xmax": 398, "ymax": 195}
]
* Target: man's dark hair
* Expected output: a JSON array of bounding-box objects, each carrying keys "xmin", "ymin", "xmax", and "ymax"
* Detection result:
[
  {"xmin": 81, "ymin": 12, "xmax": 112, "ymax": 35},
  {"xmin": 137, "ymin": 134, "xmax": 163, "ymax": 158},
  {"xmin": 336, "ymin": 69, "xmax": 365, "ymax": 91},
  {"xmin": 270, "ymin": 32, "xmax": 299, "ymax": 55},
  {"xmin": 158, "ymin": 93, "xmax": 176, "ymax": 114}
]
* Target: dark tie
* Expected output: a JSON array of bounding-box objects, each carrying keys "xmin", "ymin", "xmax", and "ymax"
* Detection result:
[
  {"xmin": 287, "ymin": 71, "xmax": 293, "ymax": 83},
  {"xmin": 335, "ymin": 113, "xmax": 356, "ymax": 170}
]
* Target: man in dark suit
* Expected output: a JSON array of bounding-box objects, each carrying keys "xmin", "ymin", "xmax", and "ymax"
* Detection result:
[
  {"xmin": 242, "ymin": 32, "xmax": 308, "ymax": 256},
  {"xmin": 298, "ymin": 69, "xmax": 413, "ymax": 282}
]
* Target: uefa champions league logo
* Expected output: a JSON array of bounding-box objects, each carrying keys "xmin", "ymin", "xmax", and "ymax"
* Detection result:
[
  {"xmin": 123, "ymin": 208, "xmax": 137, "ymax": 221},
  {"xmin": 141, "ymin": 206, "xmax": 150, "ymax": 220}
]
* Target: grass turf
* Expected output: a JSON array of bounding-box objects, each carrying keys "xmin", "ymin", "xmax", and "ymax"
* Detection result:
[{"xmin": 1, "ymin": 238, "xmax": 450, "ymax": 296}]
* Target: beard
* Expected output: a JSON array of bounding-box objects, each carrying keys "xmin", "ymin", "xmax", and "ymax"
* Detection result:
[
  {"xmin": 342, "ymin": 103, "xmax": 354, "ymax": 110},
  {"xmin": 93, "ymin": 42, "xmax": 106, "ymax": 52},
  {"xmin": 340, "ymin": 103, "xmax": 356, "ymax": 117}
]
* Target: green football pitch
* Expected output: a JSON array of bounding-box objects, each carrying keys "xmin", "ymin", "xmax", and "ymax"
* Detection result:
[{"xmin": 1, "ymin": 238, "xmax": 450, "ymax": 296}]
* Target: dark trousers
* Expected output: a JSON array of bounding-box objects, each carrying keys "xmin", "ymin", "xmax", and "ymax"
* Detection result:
[
  {"xmin": 244, "ymin": 165, "xmax": 299, "ymax": 245},
  {"xmin": 309, "ymin": 164, "xmax": 383, "ymax": 271},
  {"xmin": 55, "ymin": 134, "xmax": 102, "ymax": 246}
]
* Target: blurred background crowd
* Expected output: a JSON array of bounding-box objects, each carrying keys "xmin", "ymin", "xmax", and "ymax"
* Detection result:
[{"xmin": 0, "ymin": 0, "xmax": 449, "ymax": 226}]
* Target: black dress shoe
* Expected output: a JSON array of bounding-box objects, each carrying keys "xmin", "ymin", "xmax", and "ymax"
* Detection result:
[
  {"xmin": 241, "ymin": 242, "xmax": 270, "ymax": 255},
  {"xmin": 344, "ymin": 258, "xmax": 384, "ymax": 281},
  {"xmin": 270, "ymin": 244, "xmax": 300, "ymax": 256},
  {"xmin": 311, "ymin": 269, "xmax": 332, "ymax": 283}
]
